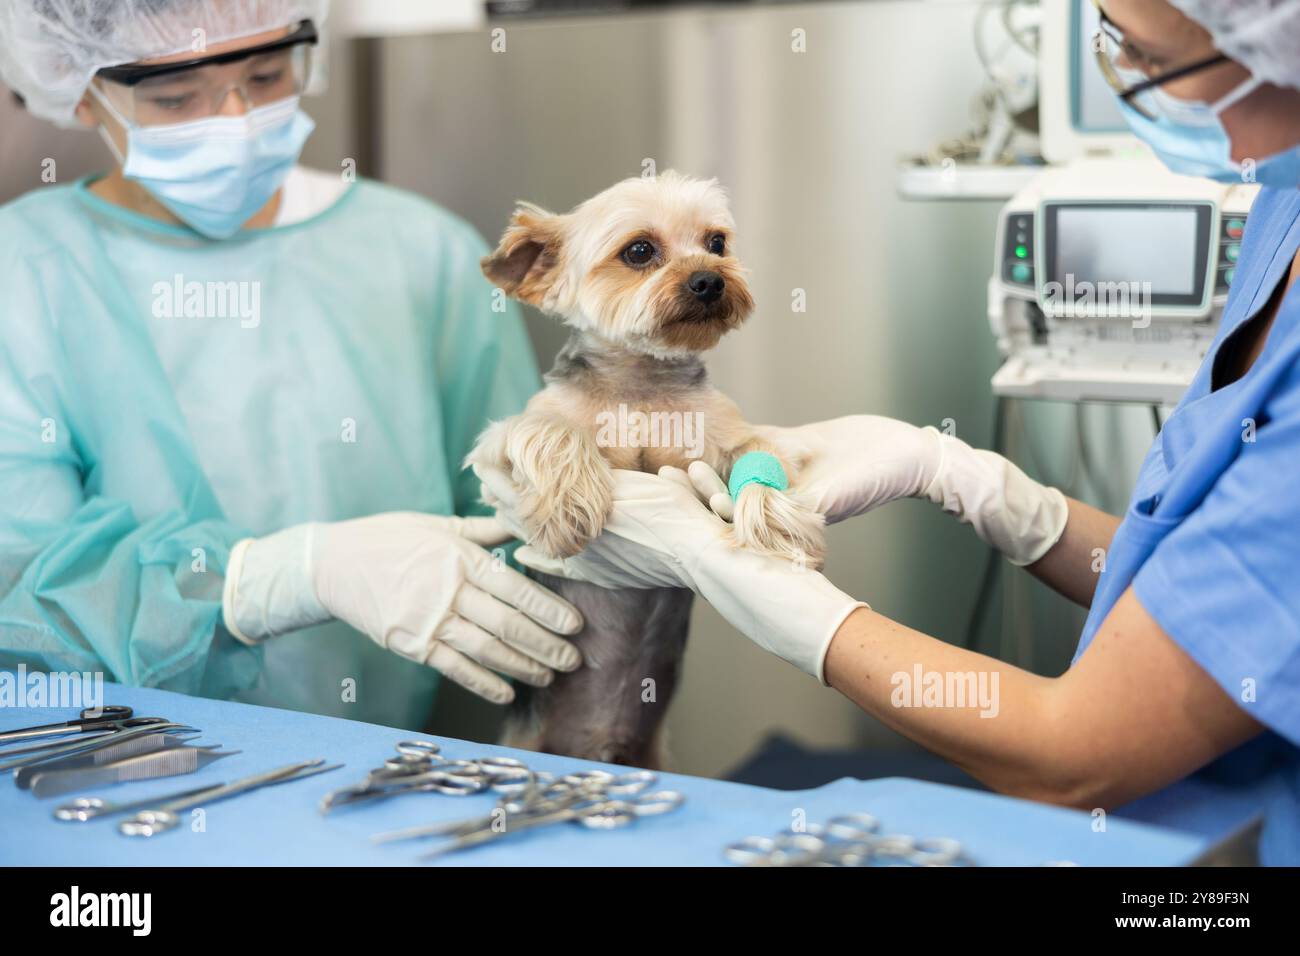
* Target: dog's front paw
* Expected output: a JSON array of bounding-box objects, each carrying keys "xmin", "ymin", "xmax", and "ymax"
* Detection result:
[
  {"xmin": 728, "ymin": 485, "xmax": 826, "ymax": 570},
  {"xmin": 468, "ymin": 415, "xmax": 614, "ymax": 558},
  {"xmin": 503, "ymin": 419, "xmax": 613, "ymax": 559},
  {"xmin": 520, "ymin": 480, "xmax": 612, "ymax": 558}
]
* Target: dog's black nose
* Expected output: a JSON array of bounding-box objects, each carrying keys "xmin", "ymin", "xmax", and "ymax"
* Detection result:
[{"xmin": 686, "ymin": 270, "xmax": 725, "ymax": 304}]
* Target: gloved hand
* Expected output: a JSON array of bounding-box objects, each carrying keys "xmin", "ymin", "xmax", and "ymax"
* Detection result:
[
  {"xmin": 750, "ymin": 416, "xmax": 1068, "ymax": 566},
  {"xmin": 509, "ymin": 468, "xmax": 867, "ymax": 683},
  {"xmin": 221, "ymin": 513, "xmax": 584, "ymax": 704},
  {"xmin": 476, "ymin": 458, "xmax": 692, "ymax": 591}
]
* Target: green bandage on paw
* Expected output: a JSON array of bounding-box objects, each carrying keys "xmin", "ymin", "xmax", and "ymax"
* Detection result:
[{"xmin": 728, "ymin": 451, "xmax": 788, "ymax": 501}]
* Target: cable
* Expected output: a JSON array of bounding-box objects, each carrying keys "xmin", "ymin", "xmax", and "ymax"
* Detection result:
[
  {"xmin": 1000, "ymin": 0, "xmax": 1040, "ymax": 57},
  {"xmin": 1151, "ymin": 404, "xmax": 1163, "ymax": 433},
  {"xmin": 919, "ymin": 0, "xmax": 1038, "ymax": 170},
  {"xmin": 973, "ymin": 1, "xmax": 1017, "ymax": 120}
]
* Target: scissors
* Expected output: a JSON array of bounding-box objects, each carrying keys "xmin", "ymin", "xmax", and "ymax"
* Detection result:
[
  {"xmin": 372, "ymin": 768, "xmax": 669, "ymax": 846},
  {"xmin": 724, "ymin": 814, "xmax": 967, "ymax": 867},
  {"xmin": 0, "ymin": 705, "xmax": 158, "ymax": 746},
  {"xmin": 321, "ymin": 743, "xmax": 543, "ymax": 812},
  {"xmin": 417, "ymin": 786, "xmax": 685, "ymax": 861},
  {"xmin": 320, "ymin": 744, "xmax": 488, "ymax": 812},
  {"xmin": 118, "ymin": 759, "xmax": 343, "ymax": 837}
]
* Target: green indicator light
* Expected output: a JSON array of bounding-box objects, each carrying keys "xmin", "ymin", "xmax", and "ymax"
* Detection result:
[{"xmin": 1015, "ymin": 245, "xmax": 1028, "ymax": 259}]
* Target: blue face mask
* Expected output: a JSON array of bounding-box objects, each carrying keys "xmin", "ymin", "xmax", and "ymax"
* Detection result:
[
  {"xmin": 1116, "ymin": 76, "xmax": 1300, "ymax": 190},
  {"xmin": 92, "ymin": 89, "xmax": 316, "ymax": 239}
]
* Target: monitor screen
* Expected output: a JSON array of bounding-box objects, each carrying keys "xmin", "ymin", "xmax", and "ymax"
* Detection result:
[
  {"xmin": 1073, "ymin": 0, "xmax": 1128, "ymax": 134},
  {"xmin": 1042, "ymin": 202, "xmax": 1213, "ymax": 311}
]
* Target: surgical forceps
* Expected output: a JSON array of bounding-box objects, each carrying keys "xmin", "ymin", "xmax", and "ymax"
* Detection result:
[
  {"xmin": 0, "ymin": 722, "xmax": 194, "ymax": 774},
  {"xmin": 28, "ymin": 745, "xmax": 238, "ymax": 799},
  {"xmin": 14, "ymin": 732, "xmax": 203, "ymax": 789}
]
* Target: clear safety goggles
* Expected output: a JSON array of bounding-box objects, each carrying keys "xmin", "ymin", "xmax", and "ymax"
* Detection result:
[
  {"xmin": 93, "ymin": 19, "xmax": 317, "ymax": 127},
  {"xmin": 1090, "ymin": 0, "xmax": 1230, "ymax": 121}
]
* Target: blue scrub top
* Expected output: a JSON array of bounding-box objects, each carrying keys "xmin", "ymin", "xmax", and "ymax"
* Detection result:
[{"xmin": 1074, "ymin": 187, "xmax": 1300, "ymax": 865}]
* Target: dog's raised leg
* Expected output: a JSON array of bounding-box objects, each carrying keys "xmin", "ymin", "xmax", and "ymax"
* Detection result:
[
  {"xmin": 726, "ymin": 440, "xmax": 827, "ymax": 570},
  {"xmin": 471, "ymin": 413, "xmax": 612, "ymax": 559}
]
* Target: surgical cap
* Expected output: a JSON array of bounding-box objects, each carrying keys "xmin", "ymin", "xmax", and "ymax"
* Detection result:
[
  {"xmin": 1170, "ymin": 0, "xmax": 1300, "ymax": 91},
  {"xmin": 0, "ymin": 0, "xmax": 330, "ymax": 128}
]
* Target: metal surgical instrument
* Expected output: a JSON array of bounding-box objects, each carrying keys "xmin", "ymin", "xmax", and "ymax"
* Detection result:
[
  {"xmin": 417, "ymin": 787, "xmax": 685, "ymax": 861},
  {"xmin": 724, "ymin": 814, "xmax": 969, "ymax": 867},
  {"xmin": 54, "ymin": 782, "xmax": 231, "ymax": 823},
  {"xmin": 336, "ymin": 742, "xmax": 686, "ymax": 861},
  {"xmin": 0, "ymin": 704, "xmax": 135, "ymax": 745},
  {"xmin": 369, "ymin": 761, "xmax": 681, "ymax": 860},
  {"xmin": 0, "ymin": 722, "xmax": 194, "ymax": 774},
  {"xmin": 321, "ymin": 766, "xmax": 487, "ymax": 811},
  {"xmin": 320, "ymin": 741, "xmax": 502, "ymax": 812},
  {"xmin": 28, "ymin": 746, "xmax": 239, "ymax": 799},
  {"xmin": 117, "ymin": 759, "xmax": 343, "ymax": 837},
  {"xmin": 13, "ymin": 732, "xmax": 202, "ymax": 789}
]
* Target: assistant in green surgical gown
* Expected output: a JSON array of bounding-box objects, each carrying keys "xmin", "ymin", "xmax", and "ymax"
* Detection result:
[{"xmin": 0, "ymin": 175, "xmax": 540, "ymax": 729}]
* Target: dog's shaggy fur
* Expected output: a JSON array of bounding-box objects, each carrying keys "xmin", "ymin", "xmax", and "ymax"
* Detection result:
[{"xmin": 469, "ymin": 172, "xmax": 824, "ymax": 768}]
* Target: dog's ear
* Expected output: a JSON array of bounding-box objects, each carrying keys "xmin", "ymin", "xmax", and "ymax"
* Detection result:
[{"xmin": 482, "ymin": 203, "xmax": 564, "ymax": 308}]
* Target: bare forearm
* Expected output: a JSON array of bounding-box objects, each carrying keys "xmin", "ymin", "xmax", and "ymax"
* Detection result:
[
  {"xmin": 1024, "ymin": 497, "xmax": 1121, "ymax": 608},
  {"xmin": 823, "ymin": 608, "xmax": 1083, "ymax": 803},
  {"xmin": 823, "ymin": 592, "xmax": 1262, "ymax": 810}
]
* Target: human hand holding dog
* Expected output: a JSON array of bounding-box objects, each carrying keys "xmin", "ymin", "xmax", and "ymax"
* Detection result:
[
  {"xmin": 743, "ymin": 416, "xmax": 1069, "ymax": 567},
  {"xmin": 500, "ymin": 466, "xmax": 866, "ymax": 682},
  {"xmin": 222, "ymin": 514, "xmax": 584, "ymax": 704}
]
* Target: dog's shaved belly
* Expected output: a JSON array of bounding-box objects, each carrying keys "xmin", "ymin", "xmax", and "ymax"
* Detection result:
[{"xmin": 502, "ymin": 571, "xmax": 692, "ymax": 769}]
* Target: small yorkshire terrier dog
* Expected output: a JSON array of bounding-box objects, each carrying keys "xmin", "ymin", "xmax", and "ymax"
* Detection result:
[{"xmin": 469, "ymin": 171, "xmax": 824, "ymax": 767}]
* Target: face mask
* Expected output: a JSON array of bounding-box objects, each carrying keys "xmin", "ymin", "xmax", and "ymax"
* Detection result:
[
  {"xmin": 1117, "ymin": 74, "xmax": 1300, "ymax": 189},
  {"xmin": 92, "ymin": 87, "xmax": 316, "ymax": 239}
]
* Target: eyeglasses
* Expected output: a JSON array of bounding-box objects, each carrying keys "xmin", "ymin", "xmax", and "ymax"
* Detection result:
[
  {"xmin": 1090, "ymin": 0, "xmax": 1229, "ymax": 120},
  {"xmin": 94, "ymin": 19, "xmax": 317, "ymax": 127}
]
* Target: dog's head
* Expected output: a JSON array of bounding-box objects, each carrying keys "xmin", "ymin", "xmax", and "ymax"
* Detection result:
[{"xmin": 482, "ymin": 171, "xmax": 754, "ymax": 357}]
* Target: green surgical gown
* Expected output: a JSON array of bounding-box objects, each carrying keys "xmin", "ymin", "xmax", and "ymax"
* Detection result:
[{"xmin": 0, "ymin": 176, "xmax": 540, "ymax": 729}]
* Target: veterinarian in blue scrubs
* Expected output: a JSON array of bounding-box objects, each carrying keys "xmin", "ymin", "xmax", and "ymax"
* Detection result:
[
  {"xmin": 0, "ymin": 0, "xmax": 582, "ymax": 727},
  {"xmin": 509, "ymin": 0, "xmax": 1300, "ymax": 864}
]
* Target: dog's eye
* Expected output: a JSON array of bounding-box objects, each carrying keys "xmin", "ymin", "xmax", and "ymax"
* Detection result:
[
  {"xmin": 622, "ymin": 240, "xmax": 657, "ymax": 267},
  {"xmin": 707, "ymin": 234, "xmax": 726, "ymax": 255}
]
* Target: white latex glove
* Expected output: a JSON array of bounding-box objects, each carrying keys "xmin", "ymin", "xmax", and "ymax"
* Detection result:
[
  {"xmin": 475, "ymin": 459, "xmax": 692, "ymax": 591},
  {"xmin": 754, "ymin": 416, "xmax": 1069, "ymax": 567},
  {"xmin": 510, "ymin": 468, "xmax": 867, "ymax": 683},
  {"xmin": 221, "ymin": 513, "xmax": 584, "ymax": 704}
]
